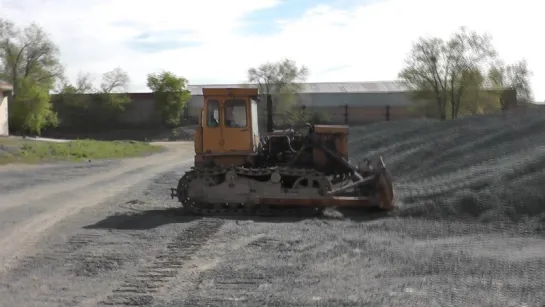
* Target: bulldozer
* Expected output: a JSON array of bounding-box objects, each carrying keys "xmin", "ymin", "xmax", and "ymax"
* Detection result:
[{"xmin": 170, "ymin": 87, "xmax": 395, "ymax": 216}]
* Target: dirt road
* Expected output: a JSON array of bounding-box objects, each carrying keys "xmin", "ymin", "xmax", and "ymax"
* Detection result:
[
  {"xmin": 1, "ymin": 111, "xmax": 545, "ymax": 306},
  {"xmin": 0, "ymin": 142, "xmax": 195, "ymax": 300}
]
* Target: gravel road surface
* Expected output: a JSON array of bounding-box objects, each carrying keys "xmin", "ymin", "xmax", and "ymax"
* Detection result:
[{"xmin": 1, "ymin": 110, "xmax": 545, "ymax": 307}]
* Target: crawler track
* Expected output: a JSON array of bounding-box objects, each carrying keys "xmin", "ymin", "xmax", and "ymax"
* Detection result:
[{"xmin": 174, "ymin": 166, "xmax": 335, "ymax": 217}]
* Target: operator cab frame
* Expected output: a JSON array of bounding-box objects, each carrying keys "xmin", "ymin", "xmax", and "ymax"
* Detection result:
[{"xmin": 194, "ymin": 87, "xmax": 260, "ymax": 167}]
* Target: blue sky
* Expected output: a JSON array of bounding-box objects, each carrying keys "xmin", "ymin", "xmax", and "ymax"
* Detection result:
[
  {"xmin": 239, "ymin": 0, "xmax": 363, "ymax": 36},
  {"xmin": 121, "ymin": 0, "xmax": 369, "ymax": 54},
  {"xmin": 1, "ymin": 0, "xmax": 543, "ymax": 101},
  {"xmin": 127, "ymin": 30, "xmax": 202, "ymax": 53}
]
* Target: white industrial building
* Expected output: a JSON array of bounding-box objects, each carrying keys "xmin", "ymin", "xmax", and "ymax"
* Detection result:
[{"xmin": 0, "ymin": 81, "xmax": 12, "ymax": 136}]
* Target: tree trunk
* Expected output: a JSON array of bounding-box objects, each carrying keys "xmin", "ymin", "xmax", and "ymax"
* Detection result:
[
  {"xmin": 266, "ymin": 94, "xmax": 274, "ymax": 132},
  {"xmin": 436, "ymin": 97, "xmax": 446, "ymax": 120}
]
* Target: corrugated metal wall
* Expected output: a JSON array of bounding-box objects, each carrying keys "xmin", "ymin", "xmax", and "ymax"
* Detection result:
[
  {"xmin": 184, "ymin": 91, "xmax": 416, "ymax": 125},
  {"xmin": 55, "ymin": 83, "xmax": 516, "ymax": 127}
]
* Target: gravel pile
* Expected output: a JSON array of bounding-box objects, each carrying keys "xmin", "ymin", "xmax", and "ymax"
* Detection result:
[
  {"xmin": 348, "ymin": 108, "xmax": 545, "ymax": 224},
  {"xmin": 166, "ymin": 109, "xmax": 545, "ymax": 223}
]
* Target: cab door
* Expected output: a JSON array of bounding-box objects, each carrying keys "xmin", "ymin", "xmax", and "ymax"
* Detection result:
[
  {"xmin": 222, "ymin": 98, "xmax": 253, "ymax": 152},
  {"xmin": 202, "ymin": 98, "xmax": 223, "ymax": 153}
]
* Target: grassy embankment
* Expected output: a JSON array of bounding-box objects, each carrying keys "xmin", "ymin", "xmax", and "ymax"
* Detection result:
[{"xmin": 0, "ymin": 137, "xmax": 164, "ymax": 165}]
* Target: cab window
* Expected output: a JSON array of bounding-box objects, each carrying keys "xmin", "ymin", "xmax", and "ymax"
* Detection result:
[
  {"xmin": 207, "ymin": 100, "xmax": 220, "ymax": 127},
  {"xmin": 224, "ymin": 99, "xmax": 247, "ymax": 128}
]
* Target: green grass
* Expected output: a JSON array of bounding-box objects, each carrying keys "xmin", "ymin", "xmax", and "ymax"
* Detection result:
[{"xmin": 0, "ymin": 138, "xmax": 164, "ymax": 165}]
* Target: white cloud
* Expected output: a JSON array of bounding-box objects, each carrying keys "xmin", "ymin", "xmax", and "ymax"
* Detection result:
[{"xmin": 1, "ymin": 0, "xmax": 543, "ymax": 101}]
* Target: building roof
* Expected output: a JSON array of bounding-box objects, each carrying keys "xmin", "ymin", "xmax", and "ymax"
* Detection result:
[
  {"xmin": 0, "ymin": 80, "xmax": 13, "ymax": 91},
  {"xmin": 186, "ymin": 81, "xmax": 407, "ymax": 95}
]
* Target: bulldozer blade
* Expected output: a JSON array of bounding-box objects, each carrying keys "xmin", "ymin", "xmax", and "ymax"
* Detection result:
[
  {"xmin": 257, "ymin": 196, "xmax": 374, "ymax": 207},
  {"xmin": 258, "ymin": 169, "xmax": 395, "ymax": 210},
  {"xmin": 376, "ymin": 168, "xmax": 395, "ymax": 210}
]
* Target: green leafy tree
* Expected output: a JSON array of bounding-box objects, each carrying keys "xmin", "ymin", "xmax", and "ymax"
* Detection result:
[
  {"xmin": 8, "ymin": 77, "xmax": 57, "ymax": 135},
  {"xmin": 146, "ymin": 71, "xmax": 191, "ymax": 127},
  {"xmin": 488, "ymin": 59, "xmax": 533, "ymax": 110},
  {"xmin": 398, "ymin": 27, "xmax": 497, "ymax": 120},
  {"xmin": 457, "ymin": 68, "xmax": 488, "ymax": 115},
  {"xmin": 0, "ymin": 18, "xmax": 63, "ymax": 133},
  {"xmin": 0, "ymin": 19, "xmax": 63, "ymax": 91},
  {"xmin": 247, "ymin": 58, "xmax": 308, "ymax": 131},
  {"xmin": 445, "ymin": 28, "xmax": 496, "ymax": 119}
]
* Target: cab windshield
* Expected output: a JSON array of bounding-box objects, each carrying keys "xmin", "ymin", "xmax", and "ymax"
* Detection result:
[{"xmin": 224, "ymin": 99, "xmax": 247, "ymax": 128}]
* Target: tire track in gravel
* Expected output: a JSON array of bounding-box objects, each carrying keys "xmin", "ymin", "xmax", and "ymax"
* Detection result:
[
  {"xmin": 97, "ymin": 219, "xmax": 225, "ymax": 306},
  {"xmin": 145, "ymin": 231, "xmax": 272, "ymax": 307},
  {"xmin": 0, "ymin": 230, "xmax": 143, "ymax": 307},
  {"xmin": 175, "ymin": 228, "xmax": 334, "ymax": 307},
  {"xmin": 1, "ymin": 167, "xmax": 200, "ymax": 307},
  {"xmin": 11, "ymin": 233, "xmax": 105, "ymax": 274},
  {"xmin": 0, "ymin": 169, "xmax": 189, "ymax": 287},
  {"xmin": 178, "ymin": 239, "xmax": 280, "ymax": 307},
  {"xmin": 0, "ymin": 142, "xmax": 194, "ymax": 276}
]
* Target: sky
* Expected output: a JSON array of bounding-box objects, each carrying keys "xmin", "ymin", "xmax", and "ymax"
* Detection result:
[{"xmin": 1, "ymin": 0, "xmax": 543, "ymax": 101}]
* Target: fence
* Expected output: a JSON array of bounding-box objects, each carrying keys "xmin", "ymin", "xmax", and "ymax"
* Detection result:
[
  {"xmin": 184, "ymin": 104, "xmax": 420, "ymax": 125},
  {"xmin": 292, "ymin": 104, "xmax": 418, "ymax": 125}
]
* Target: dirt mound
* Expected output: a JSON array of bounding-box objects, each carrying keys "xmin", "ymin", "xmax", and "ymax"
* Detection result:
[{"xmin": 348, "ymin": 109, "xmax": 545, "ymax": 223}]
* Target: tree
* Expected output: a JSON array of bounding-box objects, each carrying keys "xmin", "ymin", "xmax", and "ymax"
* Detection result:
[
  {"xmin": 247, "ymin": 58, "xmax": 308, "ymax": 132},
  {"xmin": 456, "ymin": 68, "xmax": 490, "ymax": 115},
  {"xmin": 56, "ymin": 72, "xmax": 95, "ymax": 108},
  {"xmin": 53, "ymin": 69, "xmax": 131, "ymax": 131},
  {"xmin": 98, "ymin": 67, "xmax": 131, "ymax": 111},
  {"xmin": 398, "ymin": 27, "xmax": 497, "ymax": 120},
  {"xmin": 73, "ymin": 72, "xmax": 95, "ymax": 94},
  {"xmin": 0, "ymin": 19, "xmax": 63, "ymax": 92},
  {"xmin": 8, "ymin": 77, "xmax": 58, "ymax": 135},
  {"xmin": 445, "ymin": 28, "xmax": 496, "ymax": 119},
  {"xmin": 398, "ymin": 36, "xmax": 448, "ymax": 119},
  {"xmin": 147, "ymin": 71, "xmax": 191, "ymax": 127},
  {"xmin": 0, "ymin": 18, "xmax": 63, "ymax": 133},
  {"xmin": 488, "ymin": 59, "xmax": 533, "ymax": 110},
  {"xmin": 101, "ymin": 67, "xmax": 129, "ymax": 93}
]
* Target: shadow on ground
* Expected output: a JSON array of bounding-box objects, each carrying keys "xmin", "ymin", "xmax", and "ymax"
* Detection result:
[{"xmin": 84, "ymin": 207, "xmax": 391, "ymax": 230}]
